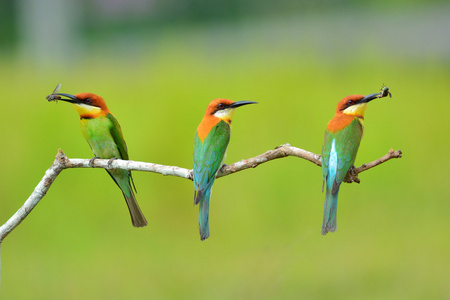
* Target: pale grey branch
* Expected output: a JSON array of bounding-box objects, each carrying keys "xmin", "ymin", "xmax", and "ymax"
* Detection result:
[{"xmin": 0, "ymin": 145, "xmax": 402, "ymax": 244}]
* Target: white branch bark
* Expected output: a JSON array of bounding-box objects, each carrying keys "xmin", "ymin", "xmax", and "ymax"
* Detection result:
[
  {"xmin": 0, "ymin": 144, "xmax": 402, "ymax": 254},
  {"xmin": 0, "ymin": 144, "xmax": 402, "ymax": 242},
  {"xmin": 0, "ymin": 85, "xmax": 401, "ymax": 281},
  {"xmin": 0, "ymin": 152, "xmax": 66, "ymax": 242}
]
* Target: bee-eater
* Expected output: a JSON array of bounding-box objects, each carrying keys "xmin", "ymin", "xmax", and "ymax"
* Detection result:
[
  {"xmin": 48, "ymin": 91, "xmax": 147, "ymax": 227},
  {"xmin": 193, "ymin": 99, "xmax": 257, "ymax": 240},
  {"xmin": 321, "ymin": 91, "xmax": 381, "ymax": 235}
]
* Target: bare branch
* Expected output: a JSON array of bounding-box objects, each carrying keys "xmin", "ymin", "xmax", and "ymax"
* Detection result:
[
  {"xmin": 216, "ymin": 143, "xmax": 321, "ymax": 178},
  {"xmin": 66, "ymin": 143, "xmax": 321, "ymax": 180},
  {"xmin": 343, "ymin": 148, "xmax": 403, "ymax": 183},
  {"xmin": 0, "ymin": 150, "xmax": 67, "ymax": 242},
  {"xmin": 68, "ymin": 156, "xmax": 193, "ymax": 180},
  {"xmin": 0, "ymin": 145, "xmax": 402, "ymax": 244}
]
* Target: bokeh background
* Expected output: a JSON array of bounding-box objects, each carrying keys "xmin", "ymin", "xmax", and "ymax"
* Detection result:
[{"xmin": 1, "ymin": 0, "xmax": 449, "ymax": 299}]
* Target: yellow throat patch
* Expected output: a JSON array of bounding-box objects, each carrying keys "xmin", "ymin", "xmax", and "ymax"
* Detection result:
[{"xmin": 343, "ymin": 102, "xmax": 368, "ymax": 118}]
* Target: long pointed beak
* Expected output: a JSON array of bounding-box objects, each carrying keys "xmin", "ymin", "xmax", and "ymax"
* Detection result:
[
  {"xmin": 47, "ymin": 93, "xmax": 80, "ymax": 104},
  {"xmin": 229, "ymin": 101, "xmax": 258, "ymax": 108},
  {"xmin": 359, "ymin": 93, "xmax": 379, "ymax": 104}
]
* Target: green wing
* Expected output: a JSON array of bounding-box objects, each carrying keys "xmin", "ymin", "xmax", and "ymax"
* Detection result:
[
  {"xmin": 322, "ymin": 118, "xmax": 364, "ymax": 191},
  {"xmin": 193, "ymin": 121, "xmax": 231, "ymax": 194},
  {"xmin": 335, "ymin": 118, "xmax": 364, "ymax": 183},
  {"xmin": 106, "ymin": 113, "xmax": 129, "ymax": 160}
]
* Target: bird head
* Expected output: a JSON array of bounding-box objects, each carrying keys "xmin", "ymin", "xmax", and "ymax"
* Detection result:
[
  {"xmin": 196, "ymin": 99, "xmax": 257, "ymax": 141},
  {"xmin": 205, "ymin": 98, "xmax": 257, "ymax": 124},
  {"xmin": 49, "ymin": 92, "xmax": 110, "ymax": 118},
  {"xmin": 336, "ymin": 92, "xmax": 379, "ymax": 118}
]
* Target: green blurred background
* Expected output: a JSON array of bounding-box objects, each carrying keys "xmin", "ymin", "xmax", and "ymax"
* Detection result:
[{"xmin": 1, "ymin": 0, "xmax": 449, "ymax": 299}]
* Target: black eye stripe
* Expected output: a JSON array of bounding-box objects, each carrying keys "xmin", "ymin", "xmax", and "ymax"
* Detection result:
[{"xmin": 211, "ymin": 102, "xmax": 231, "ymax": 115}]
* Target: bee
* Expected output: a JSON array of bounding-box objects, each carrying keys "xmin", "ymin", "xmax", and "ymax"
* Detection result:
[
  {"xmin": 379, "ymin": 84, "xmax": 392, "ymax": 98},
  {"xmin": 46, "ymin": 83, "xmax": 62, "ymax": 101}
]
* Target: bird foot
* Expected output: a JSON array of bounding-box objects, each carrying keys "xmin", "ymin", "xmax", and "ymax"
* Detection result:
[
  {"xmin": 349, "ymin": 166, "xmax": 361, "ymax": 184},
  {"xmin": 89, "ymin": 156, "xmax": 99, "ymax": 168},
  {"xmin": 107, "ymin": 157, "xmax": 117, "ymax": 169},
  {"xmin": 219, "ymin": 163, "xmax": 228, "ymax": 173},
  {"xmin": 343, "ymin": 165, "xmax": 360, "ymax": 183}
]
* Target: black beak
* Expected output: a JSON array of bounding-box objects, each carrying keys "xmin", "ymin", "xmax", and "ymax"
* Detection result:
[
  {"xmin": 359, "ymin": 93, "xmax": 379, "ymax": 104},
  {"xmin": 228, "ymin": 101, "xmax": 258, "ymax": 108},
  {"xmin": 47, "ymin": 93, "xmax": 80, "ymax": 104}
]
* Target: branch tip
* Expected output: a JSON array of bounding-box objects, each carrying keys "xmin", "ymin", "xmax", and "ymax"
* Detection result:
[{"xmin": 55, "ymin": 149, "xmax": 70, "ymax": 167}]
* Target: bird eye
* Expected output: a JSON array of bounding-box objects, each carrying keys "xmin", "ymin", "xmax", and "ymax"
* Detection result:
[
  {"xmin": 218, "ymin": 103, "xmax": 225, "ymax": 109},
  {"xmin": 347, "ymin": 100, "xmax": 353, "ymax": 105},
  {"xmin": 85, "ymin": 98, "xmax": 92, "ymax": 104}
]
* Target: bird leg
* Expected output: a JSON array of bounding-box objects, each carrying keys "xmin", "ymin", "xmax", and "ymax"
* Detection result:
[
  {"xmin": 89, "ymin": 156, "xmax": 99, "ymax": 168},
  {"xmin": 219, "ymin": 163, "xmax": 228, "ymax": 173},
  {"xmin": 107, "ymin": 157, "xmax": 117, "ymax": 169},
  {"xmin": 347, "ymin": 165, "xmax": 361, "ymax": 184}
]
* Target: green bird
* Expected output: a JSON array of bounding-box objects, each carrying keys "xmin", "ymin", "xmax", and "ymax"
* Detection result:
[
  {"xmin": 321, "ymin": 91, "xmax": 382, "ymax": 235},
  {"xmin": 48, "ymin": 91, "xmax": 147, "ymax": 227},
  {"xmin": 193, "ymin": 98, "xmax": 257, "ymax": 240}
]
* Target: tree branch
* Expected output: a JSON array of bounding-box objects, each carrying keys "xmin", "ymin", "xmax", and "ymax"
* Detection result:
[
  {"xmin": 0, "ymin": 144, "xmax": 402, "ymax": 243},
  {"xmin": 65, "ymin": 143, "xmax": 322, "ymax": 180},
  {"xmin": 0, "ymin": 151, "xmax": 66, "ymax": 242},
  {"xmin": 216, "ymin": 144, "xmax": 321, "ymax": 178},
  {"xmin": 343, "ymin": 148, "xmax": 403, "ymax": 183}
]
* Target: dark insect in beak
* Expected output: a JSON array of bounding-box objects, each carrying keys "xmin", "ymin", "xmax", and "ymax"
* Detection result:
[
  {"xmin": 46, "ymin": 94, "xmax": 62, "ymax": 101},
  {"xmin": 47, "ymin": 93, "xmax": 80, "ymax": 104},
  {"xmin": 379, "ymin": 85, "xmax": 392, "ymax": 98},
  {"xmin": 46, "ymin": 83, "xmax": 63, "ymax": 102}
]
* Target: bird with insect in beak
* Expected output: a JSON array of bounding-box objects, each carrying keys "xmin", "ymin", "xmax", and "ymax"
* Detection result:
[
  {"xmin": 193, "ymin": 99, "xmax": 257, "ymax": 240},
  {"xmin": 321, "ymin": 87, "xmax": 391, "ymax": 235},
  {"xmin": 46, "ymin": 85, "xmax": 147, "ymax": 227}
]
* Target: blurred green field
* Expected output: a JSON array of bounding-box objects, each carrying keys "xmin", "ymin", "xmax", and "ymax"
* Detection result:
[{"xmin": 0, "ymin": 24, "xmax": 449, "ymax": 300}]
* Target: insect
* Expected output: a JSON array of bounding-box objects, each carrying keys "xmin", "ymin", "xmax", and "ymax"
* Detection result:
[
  {"xmin": 379, "ymin": 84, "xmax": 392, "ymax": 98},
  {"xmin": 46, "ymin": 83, "xmax": 62, "ymax": 101}
]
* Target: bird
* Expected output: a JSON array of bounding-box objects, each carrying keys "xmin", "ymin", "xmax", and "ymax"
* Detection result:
[
  {"xmin": 321, "ymin": 91, "xmax": 381, "ymax": 235},
  {"xmin": 193, "ymin": 99, "xmax": 257, "ymax": 240},
  {"xmin": 47, "ymin": 90, "xmax": 147, "ymax": 227}
]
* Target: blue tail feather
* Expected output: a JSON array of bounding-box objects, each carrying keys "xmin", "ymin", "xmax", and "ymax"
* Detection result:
[
  {"xmin": 197, "ymin": 187, "xmax": 212, "ymax": 241},
  {"xmin": 321, "ymin": 187, "xmax": 339, "ymax": 235}
]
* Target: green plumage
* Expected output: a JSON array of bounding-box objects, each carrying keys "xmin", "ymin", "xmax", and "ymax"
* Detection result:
[
  {"xmin": 322, "ymin": 118, "xmax": 364, "ymax": 190},
  {"xmin": 193, "ymin": 120, "xmax": 230, "ymax": 240},
  {"xmin": 80, "ymin": 113, "xmax": 147, "ymax": 227},
  {"xmin": 321, "ymin": 118, "xmax": 364, "ymax": 234}
]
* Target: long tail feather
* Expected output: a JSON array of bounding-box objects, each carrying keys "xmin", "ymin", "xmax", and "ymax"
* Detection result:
[
  {"xmin": 321, "ymin": 188, "xmax": 339, "ymax": 235},
  {"xmin": 196, "ymin": 187, "xmax": 212, "ymax": 241},
  {"xmin": 123, "ymin": 188, "xmax": 147, "ymax": 228},
  {"xmin": 107, "ymin": 169, "xmax": 147, "ymax": 227}
]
